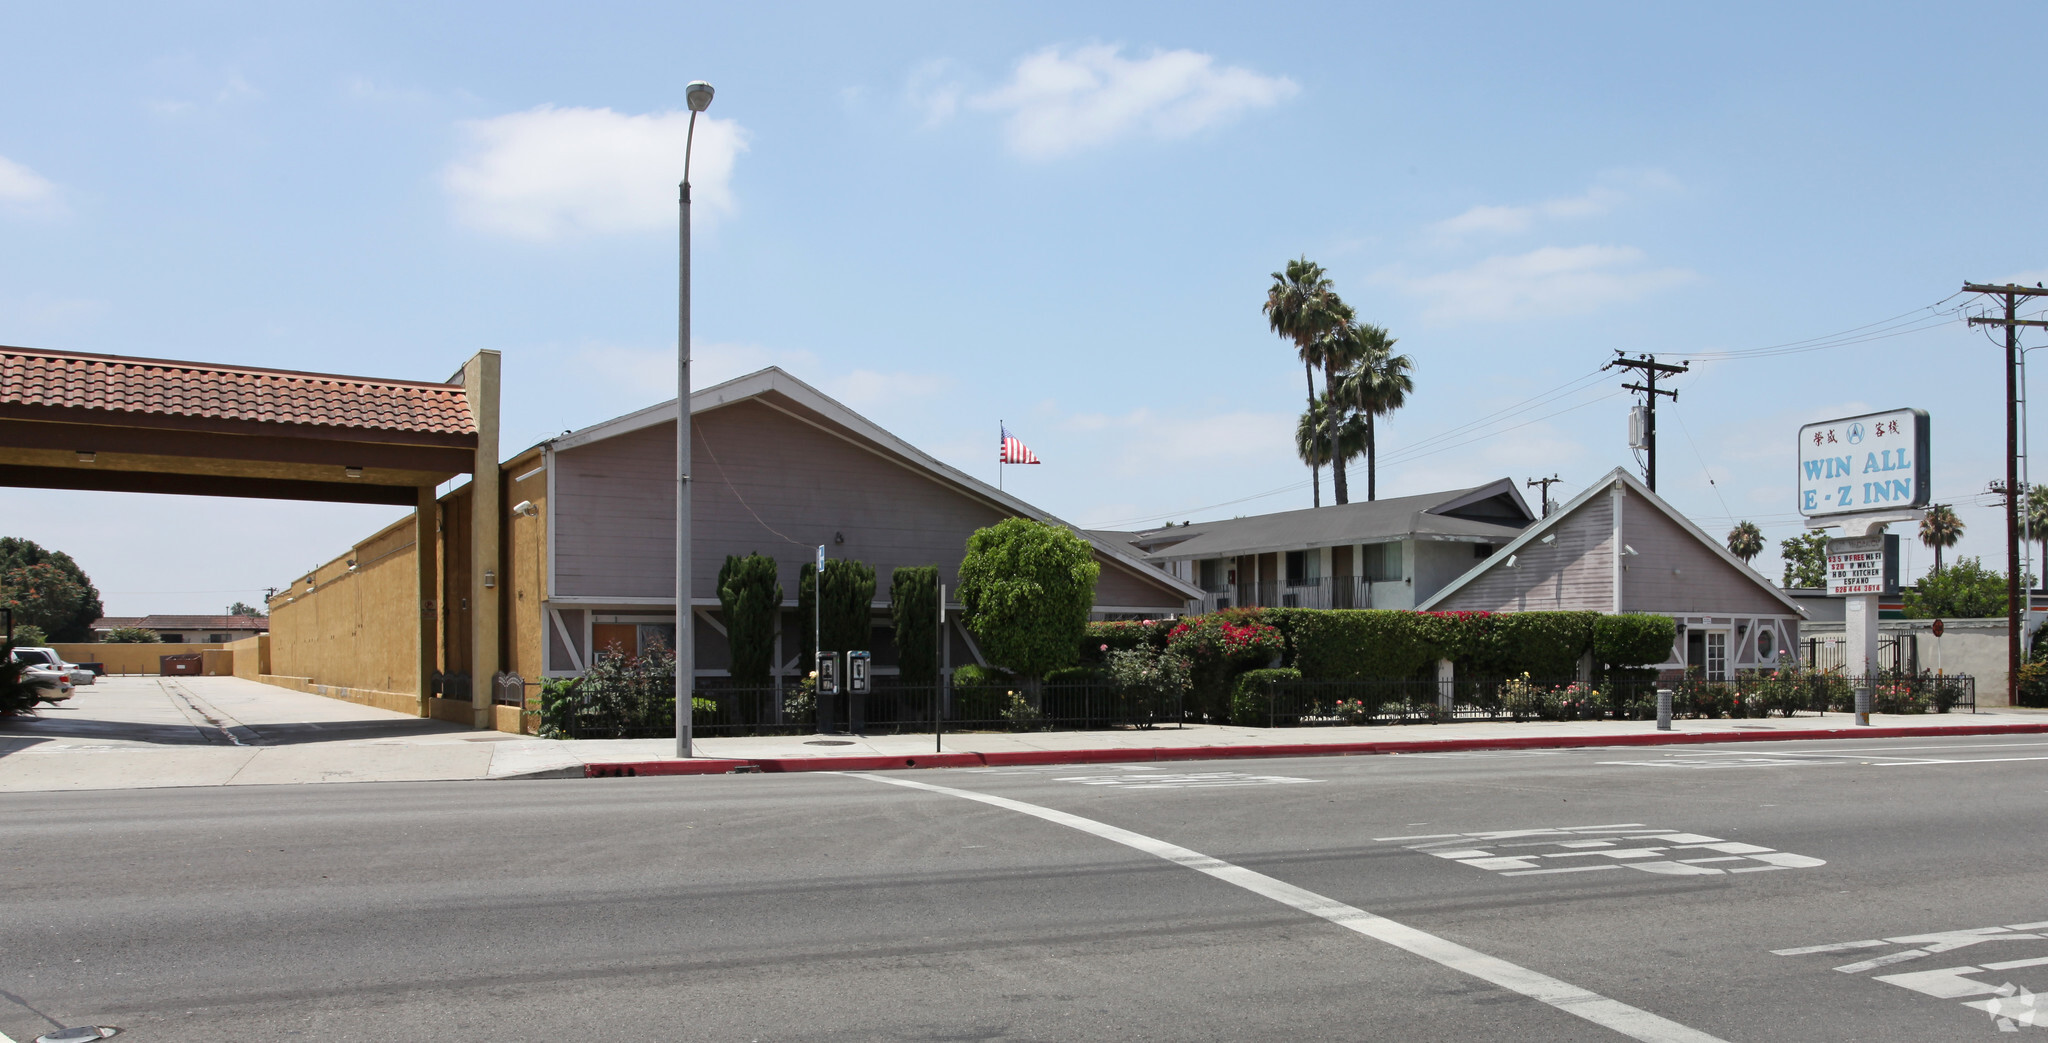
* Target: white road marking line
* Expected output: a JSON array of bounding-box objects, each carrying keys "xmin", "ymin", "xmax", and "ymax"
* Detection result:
[
  {"xmin": 1772, "ymin": 940, "xmax": 1888, "ymax": 956},
  {"xmin": 1876, "ymin": 756, "xmax": 2048, "ymax": 767},
  {"xmin": 850, "ymin": 772, "xmax": 1729, "ymax": 1043}
]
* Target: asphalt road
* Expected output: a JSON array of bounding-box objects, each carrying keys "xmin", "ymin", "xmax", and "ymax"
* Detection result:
[{"xmin": 7, "ymin": 735, "xmax": 2048, "ymax": 1042}]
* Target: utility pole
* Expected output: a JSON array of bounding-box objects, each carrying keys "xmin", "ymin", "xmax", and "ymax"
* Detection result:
[
  {"xmin": 1965, "ymin": 281, "xmax": 2048, "ymax": 707},
  {"xmin": 1527, "ymin": 474, "xmax": 1562, "ymax": 518},
  {"xmin": 1604, "ymin": 352, "xmax": 1689, "ymax": 491}
]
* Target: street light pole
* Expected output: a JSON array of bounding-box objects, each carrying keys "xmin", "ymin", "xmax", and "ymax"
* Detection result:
[{"xmin": 677, "ymin": 79, "xmax": 714, "ymax": 759}]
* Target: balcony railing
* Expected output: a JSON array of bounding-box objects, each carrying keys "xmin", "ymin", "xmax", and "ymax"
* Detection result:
[{"xmin": 1199, "ymin": 575, "xmax": 1383, "ymax": 612}]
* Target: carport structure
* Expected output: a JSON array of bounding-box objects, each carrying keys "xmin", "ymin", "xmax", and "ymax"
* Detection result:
[{"xmin": 0, "ymin": 344, "xmax": 503, "ymax": 726}]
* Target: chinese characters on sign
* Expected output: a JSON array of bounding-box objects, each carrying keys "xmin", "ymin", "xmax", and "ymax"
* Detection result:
[{"xmin": 1796, "ymin": 408, "xmax": 1930, "ymax": 518}]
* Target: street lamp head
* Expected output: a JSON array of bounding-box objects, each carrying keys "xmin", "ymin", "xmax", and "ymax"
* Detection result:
[{"xmin": 686, "ymin": 81, "xmax": 715, "ymax": 112}]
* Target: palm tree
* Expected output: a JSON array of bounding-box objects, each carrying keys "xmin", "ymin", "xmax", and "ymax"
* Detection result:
[
  {"xmin": 1726, "ymin": 521, "xmax": 1764, "ymax": 563},
  {"xmin": 1296, "ymin": 397, "xmax": 1369, "ymax": 479},
  {"xmin": 1920, "ymin": 504, "xmax": 1965, "ymax": 574},
  {"xmin": 1265, "ymin": 258, "xmax": 1338, "ymax": 507},
  {"xmin": 1311, "ymin": 301, "xmax": 1363, "ymax": 503},
  {"xmin": 1332, "ymin": 323, "xmax": 1413, "ymax": 501}
]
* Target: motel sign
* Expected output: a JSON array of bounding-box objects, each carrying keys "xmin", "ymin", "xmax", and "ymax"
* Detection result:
[{"xmin": 1796, "ymin": 408, "xmax": 1931, "ymax": 518}]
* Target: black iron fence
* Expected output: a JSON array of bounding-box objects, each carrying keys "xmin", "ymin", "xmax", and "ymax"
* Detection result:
[
  {"xmin": 558, "ymin": 678, "xmax": 1187, "ymax": 740},
  {"xmin": 544, "ymin": 671, "xmax": 1975, "ymax": 739},
  {"xmin": 1235, "ymin": 673, "xmax": 1976, "ymax": 728}
]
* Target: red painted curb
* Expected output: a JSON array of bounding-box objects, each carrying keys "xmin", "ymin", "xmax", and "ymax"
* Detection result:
[
  {"xmin": 751, "ymin": 752, "xmax": 986, "ymax": 773},
  {"xmin": 584, "ymin": 759, "xmax": 751, "ymax": 778},
  {"xmin": 574, "ymin": 721, "xmax": 2048, "ymax": 778}
]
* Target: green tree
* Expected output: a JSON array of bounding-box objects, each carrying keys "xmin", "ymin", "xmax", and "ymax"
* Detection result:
[
  {"xmin": 0, "ymin": 538, "xmax": 103, "ymax": 641},
  {"xmin": 227, "ymin": 601, "xmax": 266, "ymax": 618},
  {"xmin": 1904, "ymin": 556, "xmax": 2013, "ymax": 619},
  {"xmin": 716, "ymin": 553, "xmax": 781, "ymax": 688},
  {"xmin": 101, "ymin": 625, "xmax": 160, "ymax": 644},
  {"xmin": 1919, "ymin": 504, "xmax": 1964, "ymax": 575},
  {"xmin": 1332, "ymin": 322, "xmax": 1413, "ymax": 502},
  {"xmin": 1726, "ymin": 521, "xmax": 1764, "ymax": 563},
  {"xmin": 9, "ymin": 624, "xmax": 48, "ymax": 646},
  {"xmin": 1779, "ymin": 531, "xmax": 1829, "ymax": 589},
  {"xmin": 958, "ymin": 518, "xmax": 1100, "ymax": 686},
  {"xmin": 889, "ymin": 566, "xmax": 941, "ymax": 685},
  {"xmin": 1264, "ymin": 257, "xmax": 1339, "ymax": 507}
]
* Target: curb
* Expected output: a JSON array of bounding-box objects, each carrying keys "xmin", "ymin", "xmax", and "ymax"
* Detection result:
[{"xmin": 573, "ymin": 720, "xmax": 2048, "ymax": 777}]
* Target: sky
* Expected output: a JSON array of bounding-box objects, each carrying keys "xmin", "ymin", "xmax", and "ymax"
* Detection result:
[{"xmin": 3, "ymin": 1, "xmax": 2045, "ymax": 615}]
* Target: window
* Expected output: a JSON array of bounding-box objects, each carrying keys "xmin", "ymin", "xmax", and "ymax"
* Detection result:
[
  {"xmin": 1705, "ymin": 632, "xmax": 1728, "ymax": 681},
  {"xmin": 1198, "ymin": 559, "xmax": 1222, "ymax": 592},
  {"xmin": 159, "ymin": 634, "xmax": 185, "ymax": 644},
  {"xmin": 1474, "ymin": 543, "xmax": 1494, "ymax": 559},
  {"xmin": 208, "ymin": 633, "xmax": 231, "ymax": 643},
  {"xmin": 1362, "ymin": 543, "xmax": 1402, "ymax": 582},
  {"xmin": 1285, "ymin": 550, "xmax": 1306, "ymax": 586}
]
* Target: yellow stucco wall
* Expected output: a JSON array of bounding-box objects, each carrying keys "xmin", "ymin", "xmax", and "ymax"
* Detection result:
[
  {"xmin": 51, "ymin": 642, "xmax": 227, "ymax": 675},
  {"xmin": 267, "ymin": 515, "xmax": 422, "ymax": 699},
  {"xmin": 227, "ymin": 634, "xmax": 269, "ymax": 680}
]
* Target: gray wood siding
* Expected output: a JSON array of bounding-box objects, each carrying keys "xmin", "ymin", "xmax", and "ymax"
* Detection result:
[
  {"xmin": 553, "ymin": 400, "xmax": 1188, "ymax": 610},
  {"xmin": 1620, "ymin": 496, "xmax": 1792, "ymax": 616},
  {"xmin": 1432, "ymin": 495, "xmax": 1616, "ymax": 612}
]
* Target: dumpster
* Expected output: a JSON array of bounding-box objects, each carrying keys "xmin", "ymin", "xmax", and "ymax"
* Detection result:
[{"xmin": 160, "ymin": 653, "xmax": 203, "ymax": 676}]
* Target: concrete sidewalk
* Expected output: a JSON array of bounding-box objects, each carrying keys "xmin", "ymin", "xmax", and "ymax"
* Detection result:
[{"xmin": 3, "ymin": 675, "xmax": 2043, "ymax": 790}]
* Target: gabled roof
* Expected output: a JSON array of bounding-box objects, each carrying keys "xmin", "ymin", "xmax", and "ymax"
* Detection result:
[
  {"xmin": 0, "ymin": 346, "xmax": 475, "ymax": 440},
  {"xmin": 547, "ymin": 367, "xmax": 1205, "ymax": 602},
  {"xmin": 1125, "ymin": 478, "xmax": 1537, "ymax": 561},
  {"xmin": 1416, "ymin": 467, "xmax": 1806, "ymax": 617}
]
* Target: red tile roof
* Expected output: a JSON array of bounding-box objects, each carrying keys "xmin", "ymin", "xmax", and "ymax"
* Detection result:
[
  {"xmin": 92, "ymin": 615, "xmax": 269, "ymax": 632},
  {"xmin": 0, "ymin": 346, "xmax": 475, "ymax": 437}
]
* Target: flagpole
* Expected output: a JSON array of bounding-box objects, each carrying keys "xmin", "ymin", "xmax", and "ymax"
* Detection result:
[{"xmin": 998, "ymin": 419, "xmax": 1004, "ymax": 492}]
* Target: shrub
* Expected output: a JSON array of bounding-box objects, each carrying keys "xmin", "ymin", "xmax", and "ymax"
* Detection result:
[
  {"xmin": 538, "ymin": 677, "xmax": 581, "ymax": 739},
  {"xmin": 9, "ymin": 624, "xmax": 48, "ymax": 647},
  {"xmin": 1082, "ymin": 618, "xmax": 1173, "ymax": 663},
  {"xmin": 1593, "ymin": 614, "xmax": 1678, "ymax": 669},
  {"xmin": 101, "ymin": 626, "xmax": 160, "ymax": 643},
  {"xmin": 1229, "ymin": 667, "xmax": 1300, "ymax": 726},
  {"xmin": 1473, "ymin": 612, "xmax": 1598, "ymax": 678},
  {"xmin": 577, "ymin": 639, "xmax": 678, "ymax": 738},
  {"xmin": 1106, "ymin": 648, "xmax": 1189, "ymax": 724},
  {"xmin": 958, "ymin": 518, "xmax": 1099, "ymax": 682},
  {"xmin": 1044, "ymin": 665, "xmax": 1105, "ymax": 684},
  {"xmin": 716, "ymin": 553, "xmax": 781, "ymax": 688},
  {"xmin": 1284, "ymin": 610, "xmax": 1443, "ymax": 680},
  {"xmin": 1167, "ymin": 616, "xmax": 1286, "ymax": 721},
  {"xmin": 890, "ymin": 566, "xmax": 941, "ymax": 685}
]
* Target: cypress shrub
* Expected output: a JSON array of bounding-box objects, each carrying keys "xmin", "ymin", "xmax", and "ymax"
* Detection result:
[
  {"xmin": 820, "ymin": 559, "xmax": 877, "ymax": 655},
  {"xmin": 1230, "ymin": 667, "xmax": 1302, "ymax": 726},
  {"xmin": 890, "ymin": 566, "xmax": 941, "ymax": 684},
  {"xmin": 716, "ymin": 553, "xmax": 781, "ymax": 688}
]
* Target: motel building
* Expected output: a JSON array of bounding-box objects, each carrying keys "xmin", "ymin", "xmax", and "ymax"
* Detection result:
[{"xmin": 265, "ymin": 367, "xmax": 1201, "ymax": 729}]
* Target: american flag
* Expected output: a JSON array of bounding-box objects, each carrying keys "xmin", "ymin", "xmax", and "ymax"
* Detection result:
[{"xmin": 1000, "ymin": 427, "xmax": 1041, "ymax": 465}]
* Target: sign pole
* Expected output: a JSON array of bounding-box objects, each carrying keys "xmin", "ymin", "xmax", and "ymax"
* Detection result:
[{"xmin": 936, "ymin": 582, "xmax": 946, "ymax": 754}]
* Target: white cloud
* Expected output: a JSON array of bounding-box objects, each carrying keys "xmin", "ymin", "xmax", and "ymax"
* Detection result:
[
  {"xmin": 1428, "ymin": 170, "xmax": 1678, "ymax": 242},
  {"xmin": 965, "ymin": 44, "xmax": 1297, "ymax": 160},
  {"xmin": 1389, "ymin": 245, "xmax": 1696, "ymax": 321},
  {"xmin": 443, "ymin": 105, "xmax": 748, "ymax": 240},
  {"xmin": 0, "ymin": 154, "xmax": 62, "ymax": 218},
  {"xmin": 904, "ymin": 60, "xmax": 965, "ymax": 127}
]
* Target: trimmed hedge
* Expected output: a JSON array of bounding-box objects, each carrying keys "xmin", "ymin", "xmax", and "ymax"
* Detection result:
[
  {"xmin": 1593, "ymin": 614, "xmax": 1678, "ymax": 669},
  {"xmin": 1230, "ymin": 668, "xmax": 1301, "ymax": 726}
]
